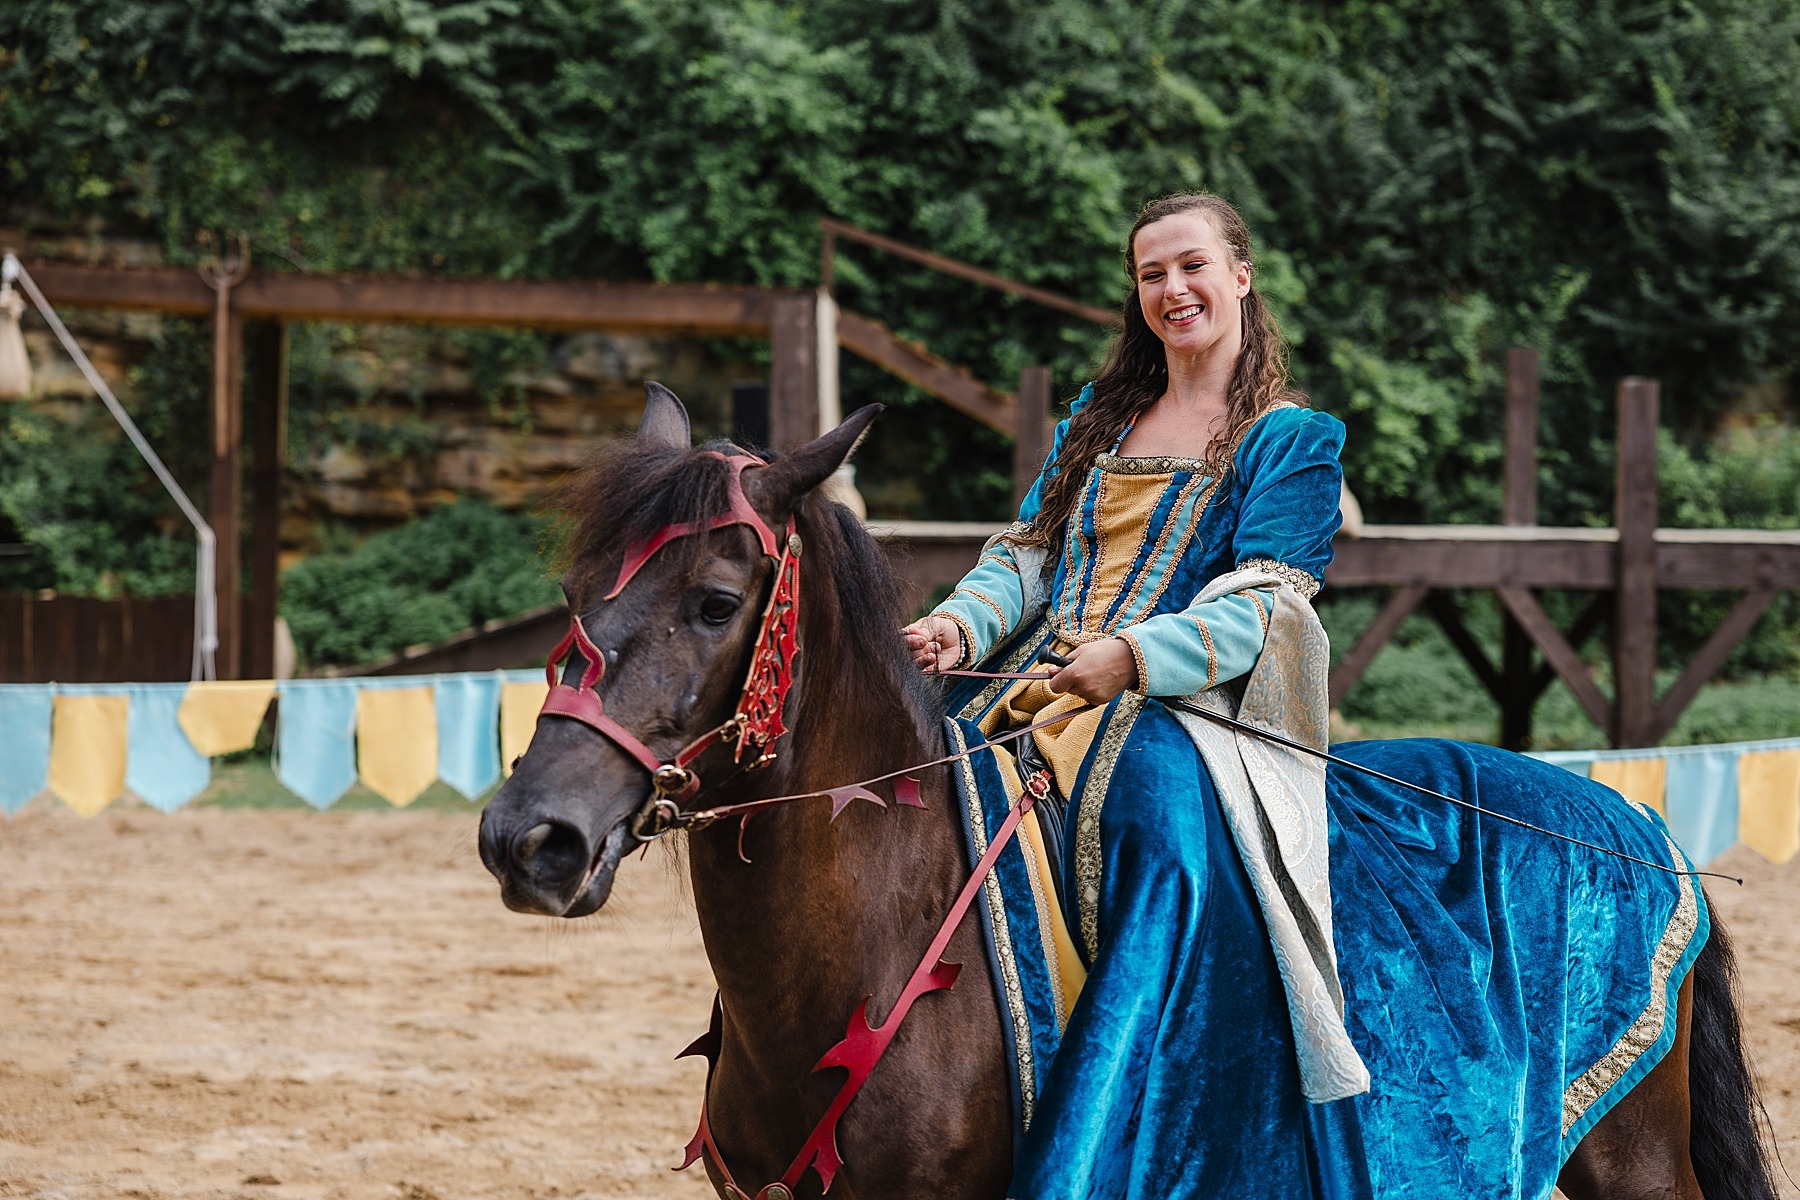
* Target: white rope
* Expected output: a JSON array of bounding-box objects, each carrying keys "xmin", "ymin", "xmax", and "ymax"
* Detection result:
[{"xmin": 3, "ymin": 253, "xmax": 218, "ymax": 680}]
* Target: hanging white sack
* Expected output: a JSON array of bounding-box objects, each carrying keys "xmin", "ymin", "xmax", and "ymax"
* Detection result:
[{"xmin": 0, "ymin": 280, "xmax": 31, "ymax": 398}]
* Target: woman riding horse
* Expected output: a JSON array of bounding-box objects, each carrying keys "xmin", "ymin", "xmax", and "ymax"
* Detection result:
[
  {"xmin": 481, "ymin": 192, "xmax": 1776, "ymax": 1200},
  {"xmin": 903, "ymin": 192, "xmax": 1773, "ymax": 1199}
]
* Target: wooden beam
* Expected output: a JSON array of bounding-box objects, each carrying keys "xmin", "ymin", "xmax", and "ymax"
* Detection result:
[
  {"xmin": 1013, "ymin": 366, "xmax": 1052, "ymax": 508},
  {"xmin": 351, "ymin": 605, "xmax": 566, "ymax": 677},
  {"xmin": 24, "ymin": 262, "xmax": 784, "ymax": 335},
  {"xmin": 836, "ymin": 308, "xmax": 1014, "ymax": 434},
  {"xmin": 1328, "ymin": 585, "xmax": 1429, "ymax": 707},
  {"xmin": 1499, "ymin": 348, "xmax": 1541, "ymax": 748},
  {"xmin": 1498, "ymin": 586, "xmax": 1614, "ymax": 734},
  {"xmin": 208, "ymin": 287, "xmax": 245, "ymax": 679},
  {"xmin": 820, "ymin": 217, "xmax": 1120, "ymax": 327},
  {"xmin": 1529, "ymin": 595, "xmax": 1609, "ymax": 700},
  {"xmin": 1423, "ymin": 591, "xmax": 1505, "ymax": 702},
  {"xmin": 1613, "ymin": 378, "xmax": 1660, "ymax": 745},
  {"xmin": 1656, "ymin": 531, "xmax": 1800, "ymax": 589},
  {"xmin": 768, "ymin": 292, "xmax": 819, "ymax": 450},
  {"xmin": 244, "ymin": 321, "xmax": 287, "ymax": 681},
  {"xmin": 1649, "ymin": 589, "xmax": 1778, "ymax": 742},
  {"xmin": 1328, "ymin": 528, "xmax": 1617, "ymax": 589},
  {"xmin": 1503, "ymin": 348, "xmax": 1539, "ymax": 526}
]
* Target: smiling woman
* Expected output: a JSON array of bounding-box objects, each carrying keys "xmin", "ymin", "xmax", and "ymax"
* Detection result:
[{"xmin": 900, "ymin": 192, "xmax": 1776, "ymax": 1200}]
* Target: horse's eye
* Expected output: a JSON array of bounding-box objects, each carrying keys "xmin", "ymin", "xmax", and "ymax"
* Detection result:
[{"xmin": 699, "ymin": 593, "xmax": 741, "ymax": 625}]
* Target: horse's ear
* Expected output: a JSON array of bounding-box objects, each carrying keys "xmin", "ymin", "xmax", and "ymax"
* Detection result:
[
  {"xmin": 637, "ymin": 382, "xmax": 691, "ymax": 448},
  {"xmin": 749, "ymin": 404, "xmax": 883, "ymax": 515}
]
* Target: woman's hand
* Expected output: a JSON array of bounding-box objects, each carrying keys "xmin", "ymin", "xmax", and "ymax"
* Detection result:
[
  {"xmin": 902, "ymin": 615, "xmax": 964, "ymax": 673},
  {"xmin": 1048, "ymin": 638, "xmax": 1139, "ymax": 704}
]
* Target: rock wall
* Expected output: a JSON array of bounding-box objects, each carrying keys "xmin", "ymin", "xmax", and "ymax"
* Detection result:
[{"xmin": 3, "ymin": 232, "xmax": 761, "ymax": 568}]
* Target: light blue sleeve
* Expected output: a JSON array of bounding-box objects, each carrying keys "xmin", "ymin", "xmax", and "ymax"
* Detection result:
[
  {"xmin": 931, "ymin": 385, "xmax": 1092, "ymax": 665},
  {"xmin": 1117, "ymin": 589, "xmax": 1273, "ymax": 696},
  {"xmin": 1113, "ymin": 406, "xmax": 1347, "ymax": 696}
]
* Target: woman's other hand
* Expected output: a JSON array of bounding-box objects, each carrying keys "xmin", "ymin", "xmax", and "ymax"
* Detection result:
[
  {"xmin": 1048, "ymin": 638, "xmax": 1139, "ymax": 704},
  {"xmin": 902, "ymin": 616, "xmax": 964, "ymax": 673}
]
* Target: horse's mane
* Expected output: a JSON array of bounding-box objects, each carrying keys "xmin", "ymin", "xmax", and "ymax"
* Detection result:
[{"xmin": 554, "ymin": 438, "xmax": 937, "ymax": 735}]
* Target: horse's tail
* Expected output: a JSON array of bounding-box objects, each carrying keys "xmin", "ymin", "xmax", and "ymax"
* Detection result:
[{"xmin": 1688, "ymin": 897, "xmax": 1780, "ymax": 1200}]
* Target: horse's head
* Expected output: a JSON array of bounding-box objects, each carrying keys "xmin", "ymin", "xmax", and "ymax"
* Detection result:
[{"xmin": 478, "ymin": 383, "xmax": 879, "ymax": 917}]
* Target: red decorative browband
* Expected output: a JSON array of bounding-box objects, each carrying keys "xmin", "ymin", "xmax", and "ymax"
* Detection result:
[{"xmin": 535, "ymin": 450, "xmax": 801, "ymax": 827}]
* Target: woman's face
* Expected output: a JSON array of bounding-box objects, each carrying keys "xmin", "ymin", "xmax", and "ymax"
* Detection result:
[{"xmin": 1132, "ymin": 211, "xmax": 1251, "ymax": 362}]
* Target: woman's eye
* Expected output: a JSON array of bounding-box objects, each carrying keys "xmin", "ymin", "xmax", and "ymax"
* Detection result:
[
  {"xmin": 1185, "ymin": 260, "xmax": 1207, "ymax": 271},
  {"xmin": 699, "ymin": 593, "xmax": 741, "ymax": 625}
]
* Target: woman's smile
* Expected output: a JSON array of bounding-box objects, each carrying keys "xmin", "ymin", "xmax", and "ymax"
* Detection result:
[{"xmin": 1164, "ymin": 303, "xmax": 1205, "ymax": 326}]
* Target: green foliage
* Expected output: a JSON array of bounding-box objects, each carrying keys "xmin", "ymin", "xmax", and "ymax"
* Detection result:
[
  {"xmin": 5, "ymin": 0, "xmax": 1796, "ymax": 526},
  {"xmin": 1323, "ymin": 590, "xmax": 1800, "ymax": 749},
  {"xmin": 280, "ymin": 498, "xmax": 557, "ymax": 668},
  {"xmin": 0, "ymin": 318, "xmax": 211, "ymax": 596}
]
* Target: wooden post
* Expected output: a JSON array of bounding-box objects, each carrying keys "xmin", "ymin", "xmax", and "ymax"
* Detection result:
[
  {"xmin": 208, "ymin": 286, "xmax": 245, "ymax": 679},
  {"xmin": 244, "ymin": 321, "xmax": 287, "ymax": 680},
  {"xmin": 1613, "ymin": 377, "xmax": 1660, "ymax": 746},
  {"xmin": 1499, "ymin": 347, "xmax": 1539, "ymax": 748},
  {"xmin": 768, "ymin": 293, "xmax": 819, "ymax": 451},
  {"xmin": 1013, "ymin": 367, "xmax": 1051, "ymax": 510}
]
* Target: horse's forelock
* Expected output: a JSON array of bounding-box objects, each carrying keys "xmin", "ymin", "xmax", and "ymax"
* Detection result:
[
  {"xmin": 554, "ymin": 438, "xmax": 738, "ymax": 603},
  {"xmin": 554, "ymin": 435, "xmax": 931, "ymax": 720}
]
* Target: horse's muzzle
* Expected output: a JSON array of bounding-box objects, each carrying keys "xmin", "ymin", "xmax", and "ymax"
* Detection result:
[{"xmin": 479, "ymin": 799, "xmax": 633, "ymax": 917}]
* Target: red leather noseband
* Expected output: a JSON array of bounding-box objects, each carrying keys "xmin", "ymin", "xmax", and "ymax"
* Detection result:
[{"xmin": 535, "ymin": 450, "xmax": 801, "ymax": 836}]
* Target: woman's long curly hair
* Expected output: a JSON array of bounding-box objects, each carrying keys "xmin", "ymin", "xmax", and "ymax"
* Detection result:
[{"xmin": 1020, "ymin": 193, "xmax": 1305, "ymax": 547}]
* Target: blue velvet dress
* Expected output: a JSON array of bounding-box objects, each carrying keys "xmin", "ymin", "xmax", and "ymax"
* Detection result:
[{"xmin": 933, "ymin": 387, "xmax": 1706, "ymax": 1200}]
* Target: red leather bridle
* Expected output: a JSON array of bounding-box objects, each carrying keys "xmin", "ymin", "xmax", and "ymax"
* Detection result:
[{"xmin": 535, "ymin": 450, "xmax": 802, "ymax": 841}]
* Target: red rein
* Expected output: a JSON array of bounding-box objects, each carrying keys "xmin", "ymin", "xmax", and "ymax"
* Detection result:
[{"xmin": 530, "ymin": 450, "xmax": 1062, "ymax": 1197}]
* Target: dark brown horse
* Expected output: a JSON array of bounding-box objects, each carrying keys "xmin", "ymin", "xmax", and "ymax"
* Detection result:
[{"xmin": 478, "ymin": 385, "xmax": 1778, "ymax": 1200}]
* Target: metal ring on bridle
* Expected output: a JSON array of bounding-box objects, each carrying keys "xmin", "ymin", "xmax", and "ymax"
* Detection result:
[{"xmin": 631, "ymin": 796, "xmax": 684, "ymax": 842}]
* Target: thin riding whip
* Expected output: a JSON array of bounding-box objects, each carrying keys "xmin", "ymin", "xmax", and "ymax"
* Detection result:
[{"xmin": 1030, "ymin": 647, "xmax": 1741, "ymax": 886}]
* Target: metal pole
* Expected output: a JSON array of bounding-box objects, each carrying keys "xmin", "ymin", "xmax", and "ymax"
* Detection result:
[{"xmin": 4, "ymin": 253, "xmax": 217, "ymax": 679}]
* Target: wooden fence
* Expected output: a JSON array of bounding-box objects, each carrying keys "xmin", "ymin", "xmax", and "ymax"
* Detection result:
[{"xmin": 0, "ymin": 594, "xmax": 195, "ymax": 682}]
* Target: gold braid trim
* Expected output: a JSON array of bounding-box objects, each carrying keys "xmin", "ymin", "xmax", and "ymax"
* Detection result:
[
  {"xmin": 1189, "ymin": 616, "xmax": 1219, "ymax": 689},
  {"xmin": 1116, "ymin": 631, "xmax": 1150, "ymax": 696},
  {"xmin": 1239, "ymin": 557, "xmax": 1321, "ymax": 600},
  {"xmin": 1074, "ymin": 693, "xmax": 1145, "ymax": 963},
  {"xmin": 950, "ymin": 722, "xmax": 1037, "ymax": 1126},
  {"xmin": 1560, "ymin": 813, "xmax": 1701, "ymax": 1135},
  {"xmin": 931, "ymin": 610, "xmax": 979, "ymax": 671}
]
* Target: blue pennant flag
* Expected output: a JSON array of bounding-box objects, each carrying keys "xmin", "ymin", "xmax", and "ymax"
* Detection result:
[
  {"xmin": 435, "ymin": 673, "xmax": 502, "ymax": 801},
  {"xmin": 1664, "ymin": 749, "xmax": 1740, "ymax": 868},
  {"xmin": 0, "ymin": 685, "xmax": 54, "ymax": 813},
  {"xmin": 125, "ymin": 683, "xmax": 211, "ymax": 812},
  {"xmin": 275, "ymin": 680, "xmax": 360, "ymax": 809}
]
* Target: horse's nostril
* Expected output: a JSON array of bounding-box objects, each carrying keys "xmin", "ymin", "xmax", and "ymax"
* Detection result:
[{"xmin": 512, "ymin": 820, "xmax": 591, "ymax": 886}]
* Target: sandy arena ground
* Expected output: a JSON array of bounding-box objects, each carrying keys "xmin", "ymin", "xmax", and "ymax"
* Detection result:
[{"xmin": 1, "ymin": 803, "xmax": 1796, "ymax": 1199}]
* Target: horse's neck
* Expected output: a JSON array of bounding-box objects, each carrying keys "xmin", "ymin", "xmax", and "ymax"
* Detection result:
[{"xmin": 685, "ymin": 660, "xmax": 962, "ymax": 1048}]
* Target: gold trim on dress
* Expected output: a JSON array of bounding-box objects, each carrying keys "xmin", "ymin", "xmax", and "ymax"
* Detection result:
[
  {"xmin": 932, "ymin": 611, "xmax": 979, "ymax": 671},
  {"xmin": 1074, "ymin": 693, "xmax": 1145, "ymax": 962},
  {"xmin": 956, "ymin": 635, "xmax": 1044, "ymax": 722},
  {"xmin": 951, "ymin": 720, "xmax": 1037, "ymax": 1127},
  {"xmin": 1096, "ymin": 450, "xmax": 1230, "ymax": 478},
  {"xmin": 1560, "ymin": 813, "xmax": 1701, "ymax": 1135},
  {"xmin": 1239, "ymin": 557, "xmax": 1322, "ymax": 600}
]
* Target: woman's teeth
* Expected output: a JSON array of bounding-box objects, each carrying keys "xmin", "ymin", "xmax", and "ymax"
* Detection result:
[{"xmin": 1166, "ymin": 305, "xmax": 1204, "ymax": 322}]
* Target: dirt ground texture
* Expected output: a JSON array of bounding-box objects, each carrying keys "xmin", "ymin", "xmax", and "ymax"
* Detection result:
[{"xmin": 1, "ymin": 805, "xmax": 1796, "ymax": 1200}]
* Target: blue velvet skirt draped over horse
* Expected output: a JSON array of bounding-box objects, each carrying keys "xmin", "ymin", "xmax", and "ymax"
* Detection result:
[
  {"xmin": 931, "ymin": 396, "xmax": 1706, "ymax": 1199},
  {"xmin": 947, "ymin": 676, "xmax": 1706, "ymax": 1200}
]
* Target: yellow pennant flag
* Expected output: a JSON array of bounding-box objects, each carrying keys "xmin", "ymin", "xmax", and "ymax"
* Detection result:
[
  {"xmin": 1590, "ymin": 757, "xmax": 1667, "ymax": 816},
  {"xmin": 1737, "ymin": 749, "xmax": 1800, "ymax": 865},
  {"xmin": 356, "ymin": 686, "xmax": 439, "ymax": 807},
  {"xmin": 178, "ymin": 680, "xmax": 276, "ymax": 757},
  {"xmin": 48, "ymin": 694, "xmax": 129, "ymax": 817},
  {"xmin": 500, "ymin": 680, "xmax": 549, "ymax": 777}
]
